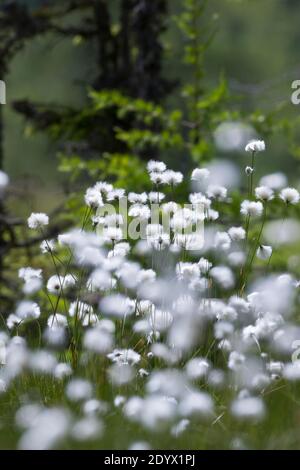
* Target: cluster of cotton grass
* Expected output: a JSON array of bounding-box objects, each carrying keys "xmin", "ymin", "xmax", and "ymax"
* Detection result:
[{"xmin": 1, "ymin": 139, "xmax": 300, "ymax": 450}]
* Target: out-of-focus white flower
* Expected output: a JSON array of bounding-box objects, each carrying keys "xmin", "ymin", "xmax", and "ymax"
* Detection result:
[
  {"xmin": 40, "ymin": 239, "xmax": 55, "ymax": 254},
  {"xmin": 240, "ymin": 200, "xmax": 263, "ymax": 217},
  {"xmin": 19, "ymin": 267, "xmax": 42, "ymax": 283},
  {"xmin": 283, "ymin": 363, "xmax": 300, "ymax": 381},
  {"xmin": 124, "ymin": 395, "xmax": 176, "ymax": 430},
  {"xmin": 128, "ymin": 203, "xmax": 150, "ymax": 220},
  {"xmin": 69, "ymin": 301, "xmax": 96, "ymax": 326},
  {"xmin": 214, "ymin": 122, "xmax": 255, "ymax": 152},
  {"xmin": 83, "ymin": 326, "xmax": 114, "ymax": 354},
  {"xmin": 198, "ymin": 257, "xmax": 212, "ymax": 273},
  {"xmin": 147, "ymin": 160, "xmax": 166, "ymax": 173},
  {"xmin": 18, "ymin": 408, "xmax": 70, "ymax": 450},
  {"xmin": 0, "ymin": 170, "xmax": 9, "ymax": 197},
  {"xmin": 245, "ymin": 140, "xmax": 266, "ymax": 153},
  {"xmin": 256, "ymin": 245, "xmax": 272, "ymax": 260},
  {"xmin": 176, "ymin": 262, "xmax": 200, "ymax": 281},
  {"xmin": 260, "ymin": 172, "xmax": 287, "ymax": 190},
  {"xmin": 16, "ymin": 301, "xmax": 40, "ymax": 321},
  {"xmin": 231, "ymin": 396, "xmax": 266, "ymax": 421},
  {"xmin": 206, "ymin": 185, "xmax": 227, "ymax": 201},
  {"xmin": 94, "ymin": 181, "xmax": 113, "ymax": 195},
  {"xmin": 214, "ymin": 231, "xmax": 231, "ymax": 251},
  {"xmin": 191, "ymin": 168, "xmax": 210, "ymax": 182},
  {"xmin": 27, "ymin": 212, "xmax": 49, "ymax": 229},
  {"xmin": 163, "ymin": 170, "xmax": 183, "ymax": 185},
  {"xmin": 149, "ymin": 172, "xmax": 167, "ymax": 185},
  {"xmin": 129, "ymin": 441, "xmax": 151, "ymax": 450},
  {"xmin": 148, "ymin": 191, "xmax": 165, "ymax": 203},
  {"xmin": 47, "ymin": 314, "xmax": 68, "ymax": 329},
  {"xmin": 179, "ymin": 391, "xmax": 214, "ymax": 418},
  {"xmin": 255, "ymin": 186, "xmax": 274, "ymax": 202},
  {"xmin": 185, "ymin": 358, "xmax": 210, "ymax": 380},
  {"xmin": 100, "ymin": 294, "xmax": 135, "ymax": 318},
  {"xmin": 210, "ymin": 266, "xmax": 235, "ymax": 290},
  {"xmin": 103, "ymin": 226, "xmax": 123, "ymax": 243},
  {"xmin": 107, "ymin": 348, "xmax": 141, "ymax": 365},
  {"xmin": 47, "ymin": 274, "xmax": 76, "ymax": 294},
  {"xmin": 279, "ymin": 187, "xmax": 300, "ymax": 205},
  {"xmin": 228, "ymin": 351, "xmax": 245, "ymax": 371},
  {"xmin": 228, "ymin": 226, "xmax": 246, "ymax": 241},
  {"xmin": 84, "ymin": 187, "xmax": 104, "ymax": 208},
  {"xmin": 106, "ymin": 188, "xmax": 125, "ymax": 201},
  {"xmin": 54, "ymin": 363, "xmax": 72, "ymax": 379},
  {"xmin": 128, "ymin": 192, "xmax": 148, "ymax": 204},
  {"xmin": 228, "ymin": 251, "xmax": 246, "ymax": 267},
  {"xmin": 66, "ymin": 379, "xmax": 93, "ymax": 402}
]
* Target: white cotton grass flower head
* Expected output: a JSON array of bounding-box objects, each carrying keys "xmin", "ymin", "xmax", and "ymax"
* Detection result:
[
  {"xmin": 129, "ymin": 441, "xmax": 151, "ymax": 451},
  {"xmin": 210, "ymin": 266, "xmax": 235, "ymax": 290},
  {"xmin": 231, "ymin": 396, "xmax": 266, "ymax": 422},
  {"xmin": 255, "ymin": 186, "xmax": 274, "ymax": 202},
  {"xmin": 128, "ymin": 203, "xmax": 150, "ymax": 220},
  {"xmin": 207, "ymin": 160, "xmax": 240, "ymax": 188},
  {"xmin": 71, "ymin": 416, "xmax": 103, "ymax": 442},
  {"xmin": 260, "ymin": 172, "xmax": 287, "ymax": 190},
  {"xmin": 106, "ymin": 188, "xmax": 125, "ymax": 201},
  {"xmin": 228, "ymin": 251, "xmax": 246, "ymax": 267},
  {"xmin": 29, "ymin": 350, "xmax": 57, "ymax": 375},
  {"xmin": 84, "ymin": 187, "xmax": 104, "ymax": 208},
  {"xmin": 0, "ymin": 170, "xmax": 9, "ymax": 197},
  {"xmin": 87, "ymin": 269, "xmax": 116, "ymax": 292},
  {"xmin": 47, "ymin": 313, "xmax": 68, "ymax": 329},
  {"xmin": 279, "ymin": 187, "xmax": 300, "ymax": 205},
  {"xmin": 245, "ymin": 139, "xmax": 266, "ymax": 153},
  {"xmin": 83, "ymin": 325, "xmax": 114, "ymax": 354},
  {"xmin": 245, "ymin": 166, "xmax": 253, "ymax": 176},
  {"xmin": 103, "ymin": 226, "xmax": 123, "ymax": 243},
  {"xmin": 107, "ymin": 348, "xmax": 141, "ymax": 366},
  {"xmin": 18, "ymin": 407, "xmax": 70, "ymax": 450},
  {"xmin": 108, "ymin": 363, "xmax": 134, "ymax": 385},
  {"xmin": 147, "ymin": 160, "xmax": 166, "ymax": 173},
  {"xmin": 66, "ymin": 379, "xmax": 93, "ymax": 402},
  {"xmin": 206, "ymin": 185, "xmax": 227, "ymax": 201},
  {"xmin": 54, "ymin": 363, "xmax": 72, "ymax": 380},
  {"xmin": 40, "ymin": 239, "xmax": 55, "ymax": 254},
  {"xmin": 214, "ymin": 231, "xmax": 231, "ymax": 252},
  {"xmin": 99, "ymin": 294, "xmax": 135, "ymax": 318},
  {"xmin": 15, "ymin": 301, "xmax": 41, "ymax": 321},
  {"xmin": 128, "ymin": 192, "xmax": 148, "ymax": 204},
  {"xmin": 149, "ymin": 172, "xmax": 167, "ymax": 185},
  {"xmin": 47, "ymin": 274, "xmax": 76, "ymax": 295},
  {"xmin": 228, "ymin": 226, "xmax": 246, "ymax": 241},
  {"xmin": 124, "ymin": 395, "xmax": 176, "ymax": 430},
  {"xmin": 256, "ymin": 245, "xmax": 272, "ymax": 261},
  {"xmin": 93, "ymin": 181, "xmax": 113, "ymax": 196},
  {"xmin": 185, "ymin": 358, "xmax": 210, "ymax": 380},
  {"xmin": 214, "ymin": 122, "xmax": 255, "ymax": 152},
  {"xmin": 264, "ymin": 219, "xmax": 300, "ymax": 246},
  {"xmin": 240, "ymin": 200, "xmax": 263, "ymax": 217},
  {"xmin": 283, "ymin": 362, "xmax": 300, "ymax": 381},
  {"xmin": 148, "ymin": 191, "xmax": 165, "ymax": 203},
  {"xmin": 179, "ymin": 391, "xmax": 214, "ymax": 419},
  {"xmin": 69, "ymin": 301, "xmax": 97, "ymax": 326},
  {"xmin": 163, "ymin": 170, "xmax": 183, "ymax": 186},
  {"xmin": 27, "ymin": 212, "xmax": 49, "ymax": 229},
  {"xmin": 19, "ymin": 267, "xmax": 42, "ymax": 295},
  {"xmin": 191, "ymin": 168, "xmax": 210, "ymax": 182}
]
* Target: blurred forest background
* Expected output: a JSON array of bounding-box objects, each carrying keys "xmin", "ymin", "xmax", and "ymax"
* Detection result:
[{"xmin": 2, "ymin": 0, "xmax": 300, "ymax": 213}]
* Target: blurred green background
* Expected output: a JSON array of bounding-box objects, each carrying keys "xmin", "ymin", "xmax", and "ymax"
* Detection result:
[{"xmin": 3, "ymin": 0, "xmax": 300, "ymax": 206}]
